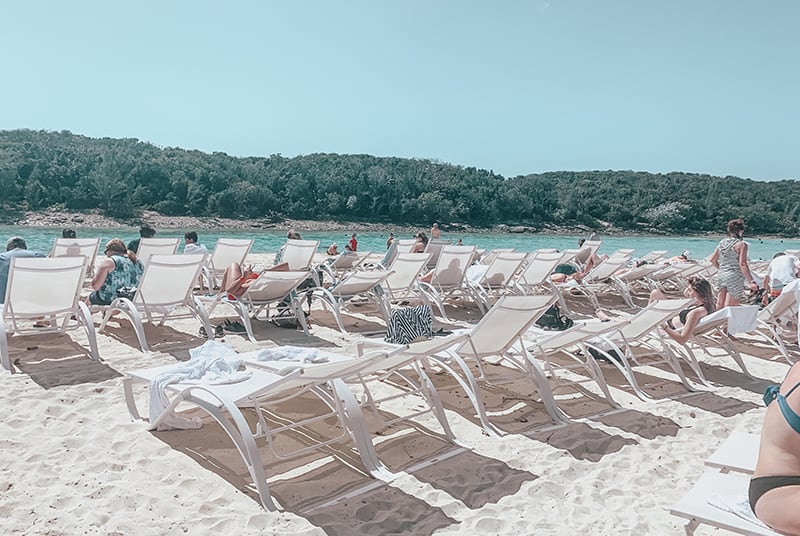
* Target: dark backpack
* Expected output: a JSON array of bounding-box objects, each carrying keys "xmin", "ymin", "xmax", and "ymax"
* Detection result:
[{"xmin": 535, "ymin": 305, "xmax": 574, "ymax": 331}]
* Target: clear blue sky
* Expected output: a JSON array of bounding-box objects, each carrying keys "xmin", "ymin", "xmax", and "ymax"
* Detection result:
[{"xmin": 2, "ymin": 1, "xmax": 798, "ymax": 180}]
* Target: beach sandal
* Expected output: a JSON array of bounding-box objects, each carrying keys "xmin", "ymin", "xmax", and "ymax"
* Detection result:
[{"xmin": 224, "ymin": 320, "xmax": 247, "ymax": 334}]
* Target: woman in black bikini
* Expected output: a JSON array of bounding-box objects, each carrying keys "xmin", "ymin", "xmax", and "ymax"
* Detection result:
[
  {"xmin": 649, "ymin": 276, "xmax": 715, "ymax": 344},
  {"xmin": 750, "ymin": 362, "xmax": 800, "ymax": 534}
]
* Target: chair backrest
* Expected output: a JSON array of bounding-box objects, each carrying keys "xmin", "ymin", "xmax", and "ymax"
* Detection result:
[
  {"xmin": 758, "ymin": 289, "xmax": 797, "ymax": 323},
  {"xmin": 695, "ymin": 305, "xmax": 758, "ymax": 336},
  {"xmin": 424, "ymin": 239, "xmax": 453, "ymax": 269},
  {"xmin": 615, "ymin": 262, "xmax": 667, "ymax": 283},
  {"xmin": 382, "ymin": 253, "xmax": 430, "ymax": 295},
  {"xmin": 245, "ymin": 271, "xmax": 311, "ymax": 303},
  {"xmin": 639, "ymin": 250, "xmax": 668, "ymax": 263},
  {"xmin": 619, "ymin": 298, "xmax": 693, "ymax": 339},
  {"xmin": 609, "ymin": 248, "xmax": 636, "ymax": 259},
  {"xmin": 4, "ymin": 256, "xmax": 86, "ymax": 317},
  {"xmin": 49, "ymin": 238, "xmax": 101, "ymax": 266},
  {"xmin": 530, "ymin": 318, "xmax": 630, "ymax": 354},
  {"xmin": 281, "ymin": 239, "xmax": 319, "ymax": 270},
  {"xmin": 330, "ymin": 250, "xmax": 371, "ymax": 271},
  {"xmin": 137, "ymin": 238, "xmax": 180, "ymax": 267},
  {"xmin": 430, "ymin": 245, "xmax": 476, "ymax": 288},
  {"xmin": 209, "ymin": 238, "xmax": 253, "ymax": 272},
  {"xmin": 479, "ymin": 252, "xmax": 527, "ymax": 288},
  {"xmin": 136, "ymin": 254, "xmax": 205, "ymax": 307},
  {"xmin": 395, "ymin": 239, "xmax": 418, "ymax": 254},
  {"xmin": 583, "ymin": 255, "xmax": 629, "ymax": 282},
  {"xmin": 518, "ymin": 250, "xmax": 564, "ymax": 287},
  {"xmin": 330, "ymin": 271, "xmax": 393, "ymax": 298},
  {"xmin": 480, "ymin": 248, "xmax": 517, "ymax": 266},
  {"xmin": 456, "ymin": 294, "xmax": 556, "ymax": 357}
]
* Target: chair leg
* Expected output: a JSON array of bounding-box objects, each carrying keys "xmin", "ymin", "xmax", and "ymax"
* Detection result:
[
  {"xmin": 0, "ymin": 313, "xmax": 13, "ymax": 373},
  {"xmin": 76, "ymin": 301, "xmax": 101, "ymax": 361}
]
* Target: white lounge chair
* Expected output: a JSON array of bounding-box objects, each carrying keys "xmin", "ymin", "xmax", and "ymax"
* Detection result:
[
  {"xmin": 422, "ymin": 294, "xmax": 568, "ymax": 436},
  {"xmin": 136, "ymin": 238, "xmax": 180, "ymax": 268},
  {"xmin": 754, "ymin": 287, "xmax": 798, "ymax": 364},
  {"xmin": 123, "ymin": 343, "xmax": 409, "ymax": 511},
  {"xmin": 667, "ymin": 305, "xmax": 760, "ymax": 383},
  {"xmin": 705, "ymin": 431, "xmax": 759, "ymax": 475},
  {"xmin": 203, "ymin": 238, "xmax": 253, "ymax": 289},
  {"xmin": 98, "ymin": 254, "xmax": 212, "ymax": 352},
  {"xmin": 417, "ymin": 245, "xmax": 479, "ymax": 320},
  {"xmin": 280, "ymin": 239, "xmax": 319, "ymax": 271},
  {"xmin": 381, "ymin": 252, "xmax": 431, "ymax": 304},
  {"xmin": 319, "ymin": 250, "xmax": 372, "ymax": 285},
  {"xmin": 424, "ymin": 238, "xmax": 453, "ymax": 270},
  {"xmin": 1, "ymin": 256, "xmax": 99, "ymax": 373},
  {"xmin": 204, "ymin": 270, "xmax": 313, "ymax": 340},
  {"xmin": 49, "ymin": 237, "xmax": 101, "ymax": 277},
  {"xmin": 671, "ymin": 470, "xmax": 777, "ymax": 536},
  {"xmin": 467, "ymin": 251, "xmax": 527, "ymax": 311},
  {"xmin": 514, "ymin": 250, "xmax": 572, "ymax": 311},
  {"xmin": 393, "ymin": 239, "xmax": 418, "ymax": 255},
  {"xmin": 585, "ymin": 298, "xmax": 700, "ymax": 399},
  {"xmin": 308, "ymin": 270, "xmax": 394, "ymax": 333}
]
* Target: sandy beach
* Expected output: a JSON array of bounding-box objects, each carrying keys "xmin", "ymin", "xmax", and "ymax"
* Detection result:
[{"xmin": 0, "ymin": 252, "xmax": 789, "ymax": 536}]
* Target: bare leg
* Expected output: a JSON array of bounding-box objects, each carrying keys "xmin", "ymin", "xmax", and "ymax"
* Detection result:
[{"xmin": 649, "ymin": 288, "xmax": 668, "ymax": 303}]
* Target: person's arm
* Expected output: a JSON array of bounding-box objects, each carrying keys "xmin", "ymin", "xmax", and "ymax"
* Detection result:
[
  {"xmin": 737, "ymin": 242, "xmax": 758, "ymax": 289},
  {"xmin": 90, "ymin": 258, "xmax": 115, "ymax": 291},
  {"xmin": 663, "ymin": 306, "xmax": 705, "ymax": 345},
  {"xmin": 709, "ymin": 247, "xmax": 720, "ymax": 269}
]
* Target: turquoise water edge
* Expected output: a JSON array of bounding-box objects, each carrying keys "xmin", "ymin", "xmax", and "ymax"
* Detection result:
[{"xmin": 2, "ymin": 225, "xmax": 798, "ymax": 262}]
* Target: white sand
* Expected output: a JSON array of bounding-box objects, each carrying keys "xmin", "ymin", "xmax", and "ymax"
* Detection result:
[{"xmin": 0, "ymin": 253, "xmax": 789, "ymax": 535}]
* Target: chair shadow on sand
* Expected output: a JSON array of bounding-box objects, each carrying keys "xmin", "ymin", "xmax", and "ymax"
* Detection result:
[
  {"xmin": 12, "ymin": 333, "xmax": 120, "ymax": 388},
  {"xmin": 423, "ymin": 363, "xmax": 637, "ymax": 461},
  {"xmin": 152, "ymin": 399, "xmax": 458, "ymax": 536}
]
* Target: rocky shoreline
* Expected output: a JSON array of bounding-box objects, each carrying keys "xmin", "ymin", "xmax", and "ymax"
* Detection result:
[{"xmin": 5, "ymin": 208, "xmax": 727, "ymax": 238}]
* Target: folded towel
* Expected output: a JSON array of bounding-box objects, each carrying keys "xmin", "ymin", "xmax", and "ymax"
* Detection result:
[
  {"xmin": 149, "ymin": 340, "xmax": 252, "ymax": 431},
  {"xmin": 708, "ymin": 494, "xmax": 771, "ymax": 531}
]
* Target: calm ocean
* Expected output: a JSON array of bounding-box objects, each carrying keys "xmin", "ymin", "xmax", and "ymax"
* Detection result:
[{"xmin": 2, "ymin": 225, "xmax": 798, "ymax": 262}]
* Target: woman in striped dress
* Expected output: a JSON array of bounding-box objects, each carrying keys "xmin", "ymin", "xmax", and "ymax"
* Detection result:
[{"xmin": 709, "ymin": 218, "xmax": 758, "ymax": 309}]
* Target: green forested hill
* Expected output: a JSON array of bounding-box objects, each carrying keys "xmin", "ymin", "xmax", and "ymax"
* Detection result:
[{"xmin": 1, "ymin": 129, "xmax": 797, "ymax": 235}]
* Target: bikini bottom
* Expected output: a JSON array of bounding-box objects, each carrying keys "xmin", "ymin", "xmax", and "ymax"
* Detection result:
[{"xmin": 749, "ymin": 475, "xmax": 800, "ymax": 511}]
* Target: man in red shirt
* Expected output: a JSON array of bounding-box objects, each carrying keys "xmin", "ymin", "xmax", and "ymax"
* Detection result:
[{"xmin": 348, "ymin": 234, "xmax": 358, "ymax": 252}]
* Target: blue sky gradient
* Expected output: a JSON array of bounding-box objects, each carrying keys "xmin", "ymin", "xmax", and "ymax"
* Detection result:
[{"xmin": 2, "ymin": 1, "xmax": 798, "ymax": 180}]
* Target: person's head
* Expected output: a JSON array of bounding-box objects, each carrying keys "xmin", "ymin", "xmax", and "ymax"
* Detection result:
[
  {"xmin": 726, "ymin": 218, "xmax": 745, "ymax": 238},
  {"xmin": 139, "ymin": 225, "xmax": 156, "ymax": 238},
  {"xmin": 328, "ymin": 242, "xmax": 338, "ymax": 252},
  {"xmin": 415, "ymin": 231, "xmax": 428, "ymax": 245},
  {"xmin": 432, "ymin": 223, "xmax": 439, "ymax": 229},
  {"xmin": 681, "ymin": 250, "xmax": 690, "ymax": 259},
  {"xmin": 104, "ymin": 239, "xmax": 127, "ymax": 257},
  {"xmin": 6, "ymin": 237, "xmax": 27, "ymax": 251},
  {"xmin": 389, "ymin": 232, "xmax": 394, "ymax": 238},
  {"xmin": 774, "ymin": 252, "xmax": 786, "ymax": 259},
  {"xmin": 287, "ymin": 229, "xmax": 301, "ymax": 240},
  {"xmin": 685, "ymin": 276, "xmax": 715, "ymax": 313},
  {"xmin": 62, "ymin": 228, "xmax": 76, "ymax": 239},
  {"xmin": 578, "ymin": 238, "xmax": 586, "ymax": 248},
  {"xmin": 184, "ymin": 231, "xmax": 198, "ymax": 244},
  {"xmin": 351, "ymin": 233, "xmax": 357, "ymax": 239}
]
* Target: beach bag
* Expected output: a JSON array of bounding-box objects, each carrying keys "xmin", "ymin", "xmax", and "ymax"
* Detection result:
[
  {"xmin": 535, "ymin": 305, "xmax": 574, "ymax": 331},
  {"xmin": 385, "ymin": 304, "xmax": 433, "ymax": 344}
]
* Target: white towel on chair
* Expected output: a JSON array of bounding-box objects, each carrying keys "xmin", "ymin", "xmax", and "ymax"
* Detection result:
[
  {"xmin": 249, "ymin": 346, "xmax": 330, "ymax": 364},
  {"xmin": 149, "ymin": 341, "xmax": 252, "ymax": 431}
]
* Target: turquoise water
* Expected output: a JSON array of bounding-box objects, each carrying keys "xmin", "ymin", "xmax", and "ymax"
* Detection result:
[{"xmin": 2, "ymin": 225, "xmax": 798, "ymax": 262}]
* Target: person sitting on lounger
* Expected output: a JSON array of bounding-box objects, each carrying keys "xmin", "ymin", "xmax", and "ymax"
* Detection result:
[
  {"xmin": 749, "ymin": 361, "xmax": 800, "ymax": 534},
  {"xmin": 0, "ymin": 237, "xmax": 45, "ymax": 303},
  {"xmin": 412, "ymin": 231, "xmax": 428, "ymax": 253},
  {"xmin": 87, "ymin": 239, "xmax": 143, "ymax": 305},
  {"xmin": 649, "ymin": 276, "xmax": 715, "ymax": 344}
]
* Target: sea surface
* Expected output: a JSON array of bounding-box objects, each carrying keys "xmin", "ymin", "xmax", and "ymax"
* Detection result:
[{"xmin": 2, "ymin": 225, "xmax": 798, "ymax": 262}]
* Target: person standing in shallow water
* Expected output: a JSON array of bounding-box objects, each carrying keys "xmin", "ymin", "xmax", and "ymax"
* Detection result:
[
  {"xmin": 430, "ymin": 223, "xmax": 441, "ymax": 239},
  {"xmin": 710, "ymin": 218, "xmax": 759, "ymax": 309},
  {"xmin": 348, "ymin": 234, "xmax": 358, "ymax": 252}
]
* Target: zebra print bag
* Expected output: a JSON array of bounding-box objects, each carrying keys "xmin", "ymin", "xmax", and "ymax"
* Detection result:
[{"xmin": 385, "ymin": 304, "xmax": 433, "ymax": 344}]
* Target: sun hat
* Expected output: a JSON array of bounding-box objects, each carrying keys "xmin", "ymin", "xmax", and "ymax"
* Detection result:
[{"xmin": 682, "ymin": 250, "xmax": 690, "ymax": 258}]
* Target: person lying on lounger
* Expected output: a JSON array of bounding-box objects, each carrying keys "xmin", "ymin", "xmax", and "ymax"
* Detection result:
[
  {"xmin": 750, "ymin": 361, "xmax": 800, "ymax": 535},
  {"xmin": 650, "ymin": 276, "xmax": 715, "ymax": 344}
]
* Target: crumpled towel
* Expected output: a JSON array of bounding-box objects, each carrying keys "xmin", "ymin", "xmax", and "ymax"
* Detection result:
[
  {"xmin": 250, "ymin": 345, "xmax": 330, "ymax": 364},
  {"xmin": 708, "ymin": 494, "xmax": 772, "ymax": 531},
  {"xmin": 149, "ymin": 340, "xmax": 251, "ymax": 431}
]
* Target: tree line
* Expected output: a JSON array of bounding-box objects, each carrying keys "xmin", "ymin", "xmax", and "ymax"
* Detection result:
[{"xmin": 1, "ymin": 129, "xmax": 798, "ymax": 235}]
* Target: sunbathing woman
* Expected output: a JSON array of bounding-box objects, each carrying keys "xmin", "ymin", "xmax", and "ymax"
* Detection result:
[
  {"xmin": 750, "ymin": 361, "xmax": 800, "ymax": 534},
  {"xmin": 650, "ymin": 276, "xmax": 715, "ymax": 344}
]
